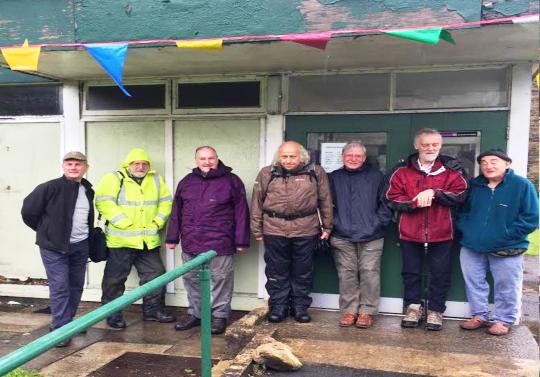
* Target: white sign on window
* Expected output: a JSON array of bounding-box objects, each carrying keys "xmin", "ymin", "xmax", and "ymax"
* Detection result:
[{"xmin": 320, "ymin": 142, "xmax": 346, "ymax": 172}]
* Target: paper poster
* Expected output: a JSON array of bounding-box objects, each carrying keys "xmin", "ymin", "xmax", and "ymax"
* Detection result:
[{"xmin": 320, "ymin": 142, "xmax": 346, "ymax": 172}]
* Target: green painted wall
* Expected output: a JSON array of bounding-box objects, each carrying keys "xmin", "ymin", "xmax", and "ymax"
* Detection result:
[
  {"xmin": 0, "ymin": 0, "xmax": 535, "ymax": 47},
  {"xmin": 0, "ymin": 67, "xmax": 56, "ymax": 83}
]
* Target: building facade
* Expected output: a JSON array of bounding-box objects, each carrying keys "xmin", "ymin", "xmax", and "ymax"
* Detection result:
[{"xmin": 0, "ymin": 0, "xmax": 538, "ymax": 317}]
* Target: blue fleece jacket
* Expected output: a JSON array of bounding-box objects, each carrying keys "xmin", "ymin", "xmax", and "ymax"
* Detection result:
[{"xmin": 456, "ymin": 169, "xmax": 539, "ymax": 253}]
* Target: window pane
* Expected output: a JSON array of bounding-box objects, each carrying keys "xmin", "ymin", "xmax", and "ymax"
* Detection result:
[
  {"xmin": 395, "ymin": 69, "xmax": 508, "ymax": 109},
  {"xmin": 289, "ymin": 74, "xmax": 389, "ymax": 112},
  {"xmin": 307, "ymin": 132, "xmax": 388, "ymax": 173},
  {"xmin": 178, "ymin": 81, "xmax": 260, "ymax": 108},
  {"xmin": 86, "ymin": 85, "xmax": 166, "ymax": 110},
  {"xmin": 0, "ymin": 85, "xmax": 61, "ymax": 116}
]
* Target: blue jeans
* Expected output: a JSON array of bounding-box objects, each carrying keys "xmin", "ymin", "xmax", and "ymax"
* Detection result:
[
  {"xmin": 460, "ymin": 246, "xmax": 523, "ymax": 325},
  {"xmin": 40, "ymin": 239, "xmax": 89, "ymax": 330}
]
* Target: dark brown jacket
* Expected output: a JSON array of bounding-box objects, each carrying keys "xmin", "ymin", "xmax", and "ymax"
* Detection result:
[{"xmin": 251, "ymin": 163, "xmax": 333, "ymax": 238}]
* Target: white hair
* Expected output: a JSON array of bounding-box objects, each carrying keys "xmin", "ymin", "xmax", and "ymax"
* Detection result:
[{"xmin": 272, "ymin": 141, "xmax": 311, "ymax": 166}]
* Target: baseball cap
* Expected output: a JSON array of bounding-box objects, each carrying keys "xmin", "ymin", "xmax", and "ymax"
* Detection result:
[
  {"xmin": 476, "ymin": 148, "xmax": 512, "ymax": 164},
  {"xmin": 63, "ymin": 151, "xmax": 87, "ymax": 162}
]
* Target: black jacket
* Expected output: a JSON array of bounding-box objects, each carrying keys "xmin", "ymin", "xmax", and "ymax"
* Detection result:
[
  {"xmin": 21, "ymin": 176, "xmax": 95, "ymax": 254},
  {"xmin": 329, "ymin": 164, "xmax": 392, "ymax": 242}
]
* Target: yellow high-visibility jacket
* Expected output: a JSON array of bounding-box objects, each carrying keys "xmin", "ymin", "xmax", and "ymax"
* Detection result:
[{"xmin": 95, "ymin": 149, "xmax": 172, "ymax": 250}]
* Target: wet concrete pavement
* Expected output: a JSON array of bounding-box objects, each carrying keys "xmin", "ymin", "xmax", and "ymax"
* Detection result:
[{"xmin": 0, "ymin": 255, "xmax": 537, "ymax": 377}]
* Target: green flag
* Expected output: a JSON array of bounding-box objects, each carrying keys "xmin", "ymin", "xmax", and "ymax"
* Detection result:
[{"xmin": 385, "ymin": 28, "xmax": 455, "ymax": 45}]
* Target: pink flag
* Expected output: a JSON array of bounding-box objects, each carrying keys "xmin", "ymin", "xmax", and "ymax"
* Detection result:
[{"xmin": 280, "ymin": 32, "xmax": 332, "ymax": 50}]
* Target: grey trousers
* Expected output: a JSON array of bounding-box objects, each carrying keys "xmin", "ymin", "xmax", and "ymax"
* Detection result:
[
  {"xmin": 331, "ymin": 237, "xmax": 384, "ymax": 315},
  {"xmin": 182, "ymin": 252, "xmax": 234, "ymax": 319}
]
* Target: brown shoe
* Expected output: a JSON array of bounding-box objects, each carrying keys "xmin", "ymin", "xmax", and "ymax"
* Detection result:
[
  {"xmin": 460, "ymin": 316, "xmax": 487, "ymax": 330},
  {"xmin": 487, "ymin": 322, "xmax": 511, "ymax": 336},
  {"xmin": 355, "ymin": 313, "xmax": 373, "ymax": 329},
  {"xmin": 338, "ymin": 312, "xmax": 357, "ymax": 327}
]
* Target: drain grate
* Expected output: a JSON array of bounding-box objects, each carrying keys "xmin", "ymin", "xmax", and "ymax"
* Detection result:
[{"xmin": 90, "ymin": 352, "xmax": 217, "ymax": 377}]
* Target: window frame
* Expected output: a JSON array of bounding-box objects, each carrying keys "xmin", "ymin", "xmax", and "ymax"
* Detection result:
[
  {"xmin": 172, "ymin": 76, "xmax": 266, "ymax": 115},
  {"xmin": 0, "ymin": 83, "xmax": 63, "ymax": 117},
  {"xmin": 82, "ymin": 79, "xmax": 171, "ymax": 116}
]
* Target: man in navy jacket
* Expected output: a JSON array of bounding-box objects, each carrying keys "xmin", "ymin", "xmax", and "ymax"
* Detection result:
[
  {"xmin": 329, "ymin": 142, "xmax": 391, "ymax": 329},
  {"xmin": 166, "ymin": 146, "xmax": 250, "ymax": 335},
  {"xmin": 21, "ymin": 151, "xmax": 94, "ymax": 347},
  {"xmin": 457, "ymin": 149, "xmax": 538, "ymax": 336}
]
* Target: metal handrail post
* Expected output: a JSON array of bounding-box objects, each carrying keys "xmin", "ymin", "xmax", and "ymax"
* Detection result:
[
  {"xmin": 0, "ymin": 250, "xmax": 217, "ymax": 376},
  {"xmin": 199, "ymin": 264, "xmax": 212, "ymax": 377}
]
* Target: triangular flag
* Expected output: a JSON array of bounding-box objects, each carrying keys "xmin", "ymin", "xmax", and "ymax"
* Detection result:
[
  {"xmin": 280, "ymin": 32, "xmax": 332, "ymax": 50},
  {"xmin": 85, "ymin": 43, "xmax": 131, "ymax": 97},
  {"xmin": 385, "ymin": 28, "xmax": 455, "ymax": 45},
  {"xmin": 535, "ymin": 72, "xmax": 539, "ymax": 89},
  {"xmin": 176, "ymin": 39, "xmax": 223, "ymax": 50},
  {"xmin": 1, "ymin": 39, "xmax": 41, "ymax": 71}
]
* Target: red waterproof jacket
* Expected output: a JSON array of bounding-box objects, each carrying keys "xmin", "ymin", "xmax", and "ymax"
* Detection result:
[{"xmin": 385, "ymin": 154, "xmax": 468, "ymax": 243}]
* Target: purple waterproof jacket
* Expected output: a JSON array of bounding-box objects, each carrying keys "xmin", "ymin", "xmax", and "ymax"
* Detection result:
[{"xmin": 165, "ymin": 161, "xmax": 250, "ymax": 255}]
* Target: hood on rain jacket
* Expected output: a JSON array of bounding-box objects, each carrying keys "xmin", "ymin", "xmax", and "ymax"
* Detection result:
[
  {"xmin": 456, "ymin": 169, "xmax": 539, "ymax": 253},
  {"xmin": 385, "ymin": 153, "xmax": 468, "ymax": 243},
  {"xmin": 251, "ymin": 163, "xmax": 333, "ymax": 238},
  {"xmin": 165, "ymin": 161, "xmax": 250, "ymax": 255},
  {"xmin": 95, "ymin": 148, "xmax": 172, "ymax": 250}
]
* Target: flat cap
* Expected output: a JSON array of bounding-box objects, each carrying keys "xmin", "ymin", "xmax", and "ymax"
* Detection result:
[
  {"xmin": 476, "ymin": 148, "xmax": 512, "ymax": 164},
  {"xmin": 63, "ymin": 151, "xmax": 87, "ymax": 162}
]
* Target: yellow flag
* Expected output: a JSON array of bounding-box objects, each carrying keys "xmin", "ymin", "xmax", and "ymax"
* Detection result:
[
  {"xmin": 176, "ymin": 39, "xmax": 223, "ymax": 50},
  {"xmin": 1, "ymin": 39, "xmax": 41, "ymax": 71},
  {"xmin": 535, "ymin": 72, "xmax": 539, "ymax": 88}
]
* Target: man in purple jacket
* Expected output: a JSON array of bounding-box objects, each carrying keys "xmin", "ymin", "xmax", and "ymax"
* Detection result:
[{"xmin": 166, "ymin": 146, "xmax": 250, "ymax": 334}]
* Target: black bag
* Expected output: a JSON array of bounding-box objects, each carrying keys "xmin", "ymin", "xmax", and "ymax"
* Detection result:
[
  {"xmin": 314, "ymin": 237, "xmax": 331, "ymax": 254},
  {"xmin": 89, "ymin": 227, "xmax": 109, "ymax": 262}
]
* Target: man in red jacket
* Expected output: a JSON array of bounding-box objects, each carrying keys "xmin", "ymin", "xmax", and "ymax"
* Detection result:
[{"xmin": 386, "ymin": 129, "xmax": 468, "ymax": 330}]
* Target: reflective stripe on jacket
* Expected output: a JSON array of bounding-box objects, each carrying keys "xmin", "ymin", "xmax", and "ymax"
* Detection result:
[{"xmin": 95, "ymin": 169, "xmax": 172, "ymax": 250}]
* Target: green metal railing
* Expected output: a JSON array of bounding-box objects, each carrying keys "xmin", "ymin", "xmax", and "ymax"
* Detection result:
[{"xmin": 0, "ymin": 250, "xmax": 217, "ymax": 377}]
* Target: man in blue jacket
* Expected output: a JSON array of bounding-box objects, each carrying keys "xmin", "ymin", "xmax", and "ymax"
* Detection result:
[
  {"xmin": 329, "ymin": 142, "xmax": 391, "ymax": 328},
  {"xmin": 457, "ymin": 149, "xmax": 538, "ymax": 336}
]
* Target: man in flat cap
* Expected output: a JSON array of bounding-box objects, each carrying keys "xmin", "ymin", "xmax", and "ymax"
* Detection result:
[
  {"xmin": 22, "ymin": 151, "xmax": 94, "ymax": 347},
  {"xmin": 457, "ymin": 149, "xmax": 538, "ymax": 336}
]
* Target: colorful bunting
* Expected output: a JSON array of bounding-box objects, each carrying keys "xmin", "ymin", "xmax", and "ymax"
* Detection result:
[
  {"xmin": 384, "ymin": 28, "xmax": 455, "ymax": 45},
  {"xmin": 85, "ymin": 43, "xmax": 131, "ymax": 97},
  {"xmin": 280, "ymin": 32, "xmax": 332, "ymax": 50},
  {"xmin": 176, "ymin": 39, "xmax": 223, "ymax": 50},
  {"xmin": 1, "ymin": 39, "xmax": 41, "ymax": 71}
]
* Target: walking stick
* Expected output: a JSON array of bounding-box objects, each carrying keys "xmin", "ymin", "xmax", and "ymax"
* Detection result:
[{"xmin": 422, "ymin": 242, "xmax": 429, "ymax": 331}]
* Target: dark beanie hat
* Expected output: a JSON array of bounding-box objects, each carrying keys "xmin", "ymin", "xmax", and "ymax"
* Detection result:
[{"xmin": 476, "ymin": 148, "xmax": 512, "ymax": 164}]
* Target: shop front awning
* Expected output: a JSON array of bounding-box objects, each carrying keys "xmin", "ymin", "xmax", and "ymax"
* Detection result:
[{"xmin": 0, "ymin": 19, "xmax": 538, "ymax": 82}]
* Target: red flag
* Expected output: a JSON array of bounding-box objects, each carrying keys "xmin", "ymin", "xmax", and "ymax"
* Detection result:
[{"xmin": 280, "ymin": 32, "xmax": 332, "ymax": 50}]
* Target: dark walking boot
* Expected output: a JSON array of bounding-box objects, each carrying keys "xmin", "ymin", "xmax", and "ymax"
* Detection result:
[
  {"xmin": 143, "ymin": 310, "xmax": 176, "ymax": 323},
  {"xmin": 175, "ymin": 315, "xmax": 201, "ymax": 331},
  {"xmin": 267, "ymin": 306, "xmax": 288, "ymax": 323},
  {"xmin": 291, "ymin": 307, "xmax": 311, "ymax": 323},
  {"xmin": 106, "ymin": 313, "xmax": 127, "ymax": 329},
  {"xmin": 211, "ymin": 317, "xmax": 227, "ymax": 335}
]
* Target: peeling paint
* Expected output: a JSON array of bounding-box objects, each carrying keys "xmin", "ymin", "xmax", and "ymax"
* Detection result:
[{"xmin": 493, "ymin": 0, "xmax": 530, "ymax": 16}]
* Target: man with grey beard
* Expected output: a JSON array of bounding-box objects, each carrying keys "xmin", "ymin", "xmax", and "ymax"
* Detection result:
[{"xmin": 386, "ymin": 129, "xmax": 468, "ymax": 331}]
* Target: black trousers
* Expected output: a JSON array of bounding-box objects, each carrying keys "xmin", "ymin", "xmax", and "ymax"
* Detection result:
[
  {"xmin": 264, "ymin": 234, "xmax": 318, "ymax": 310},
  {"xmin": 101, "ymin": 246, "xmax": 166, "ymax": 315},
  {"xmin": 400, "ymin": 240, "xmax": 453, "ymax": 313}
]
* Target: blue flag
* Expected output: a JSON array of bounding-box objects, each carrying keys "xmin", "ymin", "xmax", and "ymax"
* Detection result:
[{"xmin": 85, "ymin": 43, "xmax": 131, "ymax": 97}]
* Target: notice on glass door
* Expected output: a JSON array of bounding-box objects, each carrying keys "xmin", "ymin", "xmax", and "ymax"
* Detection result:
[{"xmin": 320, "ymin": 142, "xmax": 346, "ymax": 172}]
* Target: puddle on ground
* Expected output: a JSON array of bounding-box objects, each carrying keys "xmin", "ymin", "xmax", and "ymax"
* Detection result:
[
  {"xmin": 89, "ymin": 352, "xmax": 217, "ymax": 377},
  {"xmin": 254, "ymin": 364, "xmax": 433, "ymax": 377}
]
